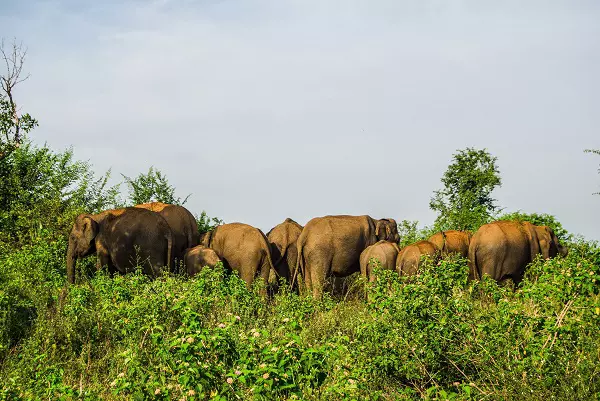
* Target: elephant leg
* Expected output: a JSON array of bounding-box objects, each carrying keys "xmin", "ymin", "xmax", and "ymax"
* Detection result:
[
  {"xmin": 303, "ymin": 262, "xmax": 312, "ymax": 296},
  {"xmin": 147, "ymin": 256, "xmax": 164, "ymax": 277},
  {"xmin": 97, "ymin": 251, "xmax": 114, "ymax": 277},
  {"xmin": 237, "ymin": 263, "xmax": 256, "ymax": 290},
  {"xmin": 310, "ymin": 263, "xmax": 328, "ymax": 299},
  {"xmin": 259, "ymin": 259, "xmax": 271, "ymax": 297}
]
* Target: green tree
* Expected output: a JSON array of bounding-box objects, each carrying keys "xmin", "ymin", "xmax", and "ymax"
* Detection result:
[
  {"xmin": 397, "ymin": 220, "xmax": 435, "ymax": 247},
  {"xmin": 122, "ymin": 166, "xmax": 190, "ymax": 206},
  {"xmin": 584, "ymin": 149, "xmax": 599, "ymax": 195},
  {"xmin": 0, "ymin": 39, "xmax": 37, "ymax": 161},
  {"xmin": 122, "ymin": 167, "xmax": 222, "ymax": 232},
  {"xmin": 196, "ymin": 211, "xmax": 224, "ymax": 234},
  {"xmin": 0, "ymin": 141, "xmax": 121, "ymax": 245},
  {"xmin": 430, "ymin": 148, "xmax": 502, "ymax": 232}
]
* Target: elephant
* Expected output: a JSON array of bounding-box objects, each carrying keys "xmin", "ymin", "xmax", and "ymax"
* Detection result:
[
  {"xmin": 134, "ymin": 202, "xmax": 199, "ymax": 272},
  {"xmin": 396, "ymin": 240, "xmax": 438, "ymax": 276},
  {"xmin": 296, "ymin": 215, "xmax": 399, "ymax": 298},
  {"xmin": 266, "ymin": 218, "xmax": 303, "ymax": 287},
  {"xmin": 428, "ymin": 230, "xmax": 472, "ymax": 258},
  {"xmin": 66, "ymin": 207, "xmax": 173, "ymax": 284},
  {"xmin": 200, "ymin": 222, "xmax": 274, "ymax": 292},
  {"xmin": 184, "ymin": 245, "xmax": 221, "ymax": 277},
  {"xmin": 360, "ymin": 240, "xmax": 400, "ymax": 282},
  {"xmin": 468, "ymin": 220, "xmax": 567, "ymax": 285}
]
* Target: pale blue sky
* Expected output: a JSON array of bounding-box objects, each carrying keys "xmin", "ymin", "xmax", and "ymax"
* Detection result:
[{"xmin": 2, "ymin": 0, "xmax": 599, "ymax": 239}]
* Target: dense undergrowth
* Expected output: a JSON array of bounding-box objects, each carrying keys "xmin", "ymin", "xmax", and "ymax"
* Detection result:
[{"xmin": 1, "ymin": 234, "xmax": 599, "ymax": 400}]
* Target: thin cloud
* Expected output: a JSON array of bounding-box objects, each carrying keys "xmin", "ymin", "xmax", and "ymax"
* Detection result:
[{"xmin": 2, "ymin": 0, "xmax": 599, "ymax": 237}]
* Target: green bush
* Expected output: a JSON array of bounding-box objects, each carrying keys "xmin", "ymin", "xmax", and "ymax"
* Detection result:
[{"xmin": 1, "ymin": 241, "xmax": 598, "ymax": 400}]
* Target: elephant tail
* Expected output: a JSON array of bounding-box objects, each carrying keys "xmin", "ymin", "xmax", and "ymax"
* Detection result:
[
  {"xmin": 292, "ymin": 235, "xmax": 305, "ymax": 290},
  {"xmin": 271, "ymin": 244, "xmax": 287, "ymax": 270},
  {"xmin": 258, "ymin": 230, "xmax": 276, "ymax": 280},
  {"xmin": 166, "ymin": 230, "xmax": 173, "ymax": 273},
  {"xmin": 262, "ymin": 242, "xmax": 275, "ymax": 277}
]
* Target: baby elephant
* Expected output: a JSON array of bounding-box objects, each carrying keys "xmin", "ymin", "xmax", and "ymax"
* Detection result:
[
  {"xmin": 396, "ymin": 240, "xmax": 438, "ymax": 276},
  {"xmin": 184, "ymin": 245, "xmax": 221, "ymax": 276},
  {"xmin": 360, "ymin": 240, "xmax": 400, "ymax": 282}
]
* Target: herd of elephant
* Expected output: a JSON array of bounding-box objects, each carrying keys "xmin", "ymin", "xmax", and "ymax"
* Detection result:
[{"xmin": 66, "ymin": 203, "xmax": 568, "ymax": 298}]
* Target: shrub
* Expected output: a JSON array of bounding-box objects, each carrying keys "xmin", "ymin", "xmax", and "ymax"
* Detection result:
[{"xmin": 1, "ymin": 245, "xmax": 598, "ymax": 400}]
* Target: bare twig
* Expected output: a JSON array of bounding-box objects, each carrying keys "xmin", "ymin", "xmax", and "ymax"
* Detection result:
[
  {"xmin": 447, "ymin": 358, "xmax": 489, "ymax": 396},
  {"xmin": 541, "ymin": 299, "xmax": 574, "ymax": 352},
  {"xmin": 0, "ymin": 37, "xmax": 31, "ymax": 159}
]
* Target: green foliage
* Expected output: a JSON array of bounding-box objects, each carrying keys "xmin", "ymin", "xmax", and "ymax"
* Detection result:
[
  {"xmin": 196, "ymin": 211, "xmax": 225, "ymax": 234},
  {"xmin": 2, "ymin": 239, "xmax": 599, "ymax": 400},
  {"xmin": 0, "ymin": 96, "xmax": 37, "ymax": 159},
  {"xmin": 498, "ymin": 211, "xmax": 571, "ymax": 242},
  {"xmin": 123, "ymin": 166, "xmax": 190, "ymax": 206},
  {"xmin": 397, "ymin": 220, "xmax": 436, "ymax": 247},
  {"xmin": 0, "ymin": 141, "xmax": 121, "ymax": 245},
  {"xmin": 0, "ymin": 235, "xmax": 67, "ymax": 359},
  {"xmin": 430, "ymin": 148, "xmax": 502, "ymax": 232}
]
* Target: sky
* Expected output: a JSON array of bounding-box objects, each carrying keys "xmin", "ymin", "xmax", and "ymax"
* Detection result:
[{"xmin": 1, "ymin": 0, "xmax": 599, "ymax": 239}]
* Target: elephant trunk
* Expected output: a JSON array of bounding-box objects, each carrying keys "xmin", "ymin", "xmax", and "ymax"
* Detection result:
[
  {"xmin": 559, "ymin": 244, "xmax": 568, "ymax": 257},
  {"xmin": 66, "ymin": 241, "xmax": 77, "ymax": 284}
]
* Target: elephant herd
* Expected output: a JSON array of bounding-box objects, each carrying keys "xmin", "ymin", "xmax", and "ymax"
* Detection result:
[{"xmin": 66, "ymin": 204, "xmax": 568, "ymax": 298}]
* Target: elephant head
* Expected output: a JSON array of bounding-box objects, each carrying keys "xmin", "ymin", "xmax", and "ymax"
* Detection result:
[
  {"xmin": 535, "ymin": 225, "xmax": 568, "ymax": 259},
  {"xmin": 375, "ymin": 218, "xmax": 400, "ymax": 243},
  {"xmin": 66, "ymin": 214, "xmax": 99, "ymax": 284}
]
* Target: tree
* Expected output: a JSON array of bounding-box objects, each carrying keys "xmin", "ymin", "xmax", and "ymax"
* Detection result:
[
  {"xmin": 396, "ymin": 220, "xmax": 436, "ymax": 247},
  {"xmin": 430, "ymin": 148, "xmax": 502, "ymax": 232},
  {"xmin": 0, "ymin": 39, "xmax": 37, "ymax": 161},
  {"xmin": 0, "ymin": 141, "xmax": 121, "ymax": 245},
  {"xmin": 196, "ymin": 211, "xmax": 224, "ymax": 234},
  {"xmin": 122, "ymin": 166, "xmax": 190, "ymax": 206},
  {"xmin": 584, "ymin": 149, "xmax": 599, "ymax": 195}
]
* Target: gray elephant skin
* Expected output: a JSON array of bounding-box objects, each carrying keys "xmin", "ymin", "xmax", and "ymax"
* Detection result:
[
  {"xmin": 468, "ymin": 220, "xmax": 567, "ymax": 285},
  {"xmin": 184, "ymin": 245, "xmax": 221, "ymax": 276},
  {"xmin": 66, "ymin": 207, "xmax": 173, "ymax": 283},
  {"xmin": 134, "ymin": 202, "xmax": 199, "ymax": 271},
  {"xmin": 428, "ymin": 230, "xmax": 472, "ymax": 258},
  {"xmin": 396, "ymin": 240, "xmax": 438, "ymax": 276},
  {"xmin": 200, "ymin": 223, "xmax": 274, "ymax": 292},
  {"xmin": 360, "ymin": 240, "xmax": 400, "ymax": 282},
  {"xmin": 296, "ymin": 215, "xmax": 399, "ymax": 298},
  {"xmin": 267, "ymin": 218, "xmax": 303, "ymax": 288}
]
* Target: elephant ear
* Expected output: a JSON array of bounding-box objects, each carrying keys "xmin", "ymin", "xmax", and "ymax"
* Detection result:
[
  {"xmin": 540, "ymin": 226, "xmax": 559, "ymax": 259},
  {"xmin": 384, "ymin": 219, "xmax": 399, "ymax": 242},
  {"xmin": 80, "ymin": 215, "xmax": 99, "ymax": 248},
  {"xmin": 375, "ymin": 219, "xmax": 390, "ymax": 240},
  {"xmin": 522, "ymin": 222, "xmax": 541, "ymax": 259},
  {"xmin": 375, "ymin": 220, "xmax": 383, "ymax": 238},
  {"xmin": 538, "ymin": 236, "xmax": 550, "ymax": 259}
]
